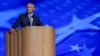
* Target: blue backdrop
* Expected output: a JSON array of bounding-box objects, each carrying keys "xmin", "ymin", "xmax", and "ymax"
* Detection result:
[{"xmin": 0, "ymin": 0, "xmax": 100, "ymax": 56}]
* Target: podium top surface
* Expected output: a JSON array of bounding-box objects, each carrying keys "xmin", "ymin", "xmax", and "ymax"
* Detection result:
[
  {"xmin": 6, "ymin": 26, "xmax": 54, "ymax": 33},
  {"xmin": 23, "ymin": 26, "xmax": 52, "ymax": 28},
  {"xmin": 21, "ymin": 26, "xmax": 54, "ymax": 30}
]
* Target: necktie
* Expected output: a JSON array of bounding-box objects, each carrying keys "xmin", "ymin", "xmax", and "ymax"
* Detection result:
[{"xmin": 29, "ymin": 16, "xmax": 33, "ymax": 26}]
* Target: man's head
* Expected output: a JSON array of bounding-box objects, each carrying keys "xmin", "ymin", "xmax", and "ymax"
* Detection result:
[{"xmin": 27, "ymin": 3, "xmax": 35, "ymax": 14}]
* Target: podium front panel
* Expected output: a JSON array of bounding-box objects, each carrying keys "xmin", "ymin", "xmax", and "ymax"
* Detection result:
[{"xmin": 5, "ymin": 26, "xmax": 55, "ymax": 56}]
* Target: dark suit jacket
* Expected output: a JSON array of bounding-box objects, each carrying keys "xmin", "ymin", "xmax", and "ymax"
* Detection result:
[{"xmin": 12, "ymin": 13, "xmax": 43, "ymax": 29}]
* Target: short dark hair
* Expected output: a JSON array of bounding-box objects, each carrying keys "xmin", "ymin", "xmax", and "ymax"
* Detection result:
[
  {"xmin": 27, "ymin": 2, "xmax": 35, "ymax": 7},
  {"xmin": 27, "ymin": 2, "xmax": 34, "ymax": 5}
]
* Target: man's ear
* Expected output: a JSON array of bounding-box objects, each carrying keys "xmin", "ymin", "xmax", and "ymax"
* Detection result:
[{"xmin": 33, "ymin": 7, "xmax": 35, "ymax": 11}]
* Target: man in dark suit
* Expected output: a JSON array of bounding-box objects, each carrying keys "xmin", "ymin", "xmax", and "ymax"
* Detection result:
[{"xmin": 10, "ymin": 3, "xmax": 42, "ymax": 32}]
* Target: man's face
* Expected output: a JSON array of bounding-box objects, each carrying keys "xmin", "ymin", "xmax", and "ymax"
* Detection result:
[{"xmin": 27, "ymin": 3, "xmax": 35, "ymax": 14}]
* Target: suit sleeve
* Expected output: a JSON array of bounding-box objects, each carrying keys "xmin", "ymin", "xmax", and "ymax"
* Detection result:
[
  {"xmin": 37, "ymin": 17, "xmax": 43, "ymax": 26},
  {"xmin": 12, "ymin": 15, "xmax": 22, "ymax": 29}
]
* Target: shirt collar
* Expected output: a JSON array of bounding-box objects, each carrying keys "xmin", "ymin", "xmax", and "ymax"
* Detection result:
[{"xmin": 28, "ymin": 13, "xmax": 33, "ymax": 17}]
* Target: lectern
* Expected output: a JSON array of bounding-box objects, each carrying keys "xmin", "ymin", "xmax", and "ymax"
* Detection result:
[{"xmin": 5, "ymin": 26, "xmax": 55, "ymax": 56}]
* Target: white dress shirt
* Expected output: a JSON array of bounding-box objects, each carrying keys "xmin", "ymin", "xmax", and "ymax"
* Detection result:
[{"xmin": 28, "ymin": 13, "xmax": 33, "ymax": 26}]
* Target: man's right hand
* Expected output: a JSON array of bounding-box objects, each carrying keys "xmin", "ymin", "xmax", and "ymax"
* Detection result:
[{"xmin": 10, "ymin": 29, "xmax": 15, "ymax": 33}]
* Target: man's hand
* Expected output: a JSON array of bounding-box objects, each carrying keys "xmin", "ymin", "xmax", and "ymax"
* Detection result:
[{"xmin": 10, "ymin": 28, "xmax": 15, "ymax": 33}]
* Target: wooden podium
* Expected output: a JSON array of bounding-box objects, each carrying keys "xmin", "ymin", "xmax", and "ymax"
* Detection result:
[{"xmin": 5, "ymin": 26, "xmax": 55, "ymax": 56}]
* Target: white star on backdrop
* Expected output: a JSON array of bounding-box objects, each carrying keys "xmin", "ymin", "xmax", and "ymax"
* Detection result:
[
  {"xmin": 70, "ymin": 44, "xmax": 95, "ymax": 56},
  {"xmin": 78, "ymin": 44, "xmax": 95, "ymax": 56},
  {"xmin": 70, "ymin": 44, "xmax": 82, "ymax": 52},
  {"xmin": 56, "ymin": 13, "xmax": 100, "ymax": 44}
]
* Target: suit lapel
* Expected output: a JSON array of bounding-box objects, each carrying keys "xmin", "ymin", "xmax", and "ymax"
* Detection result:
[
  {"xmin": 32, "ymin": 15, "xmax": 37, "ymax": 26},
  {"xmin": 25, "ymin": 14, "xmax": 30, "ymax": 26}
]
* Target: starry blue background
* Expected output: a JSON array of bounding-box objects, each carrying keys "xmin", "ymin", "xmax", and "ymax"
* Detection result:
[{"xmin": 0, "ymin": 0, "xmax": 100, "ymax": 56}]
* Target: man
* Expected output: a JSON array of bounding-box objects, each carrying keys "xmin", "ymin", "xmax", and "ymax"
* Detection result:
[{"xmin": 10, "ymin": 3, "xmax": 42, "ymax": 32}]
